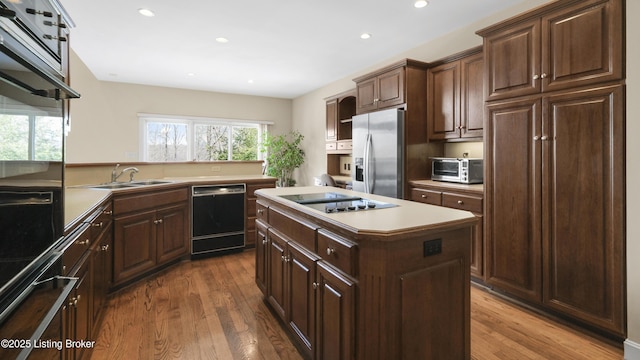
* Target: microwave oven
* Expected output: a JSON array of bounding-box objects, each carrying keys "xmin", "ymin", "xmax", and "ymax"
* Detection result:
[{"xmin": 431, "ymin": 157, "xmax": 483, "ymax": 184}]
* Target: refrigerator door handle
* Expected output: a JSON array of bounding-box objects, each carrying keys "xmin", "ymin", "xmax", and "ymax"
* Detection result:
[{"xmin": 364, "ymin": 133, "xmax": 373, "ymax": 194}]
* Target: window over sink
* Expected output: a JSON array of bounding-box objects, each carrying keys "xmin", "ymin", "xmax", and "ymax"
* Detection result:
[{"xmin": 139, "ymin": 113, "xmax": 272, "ymax": 162}]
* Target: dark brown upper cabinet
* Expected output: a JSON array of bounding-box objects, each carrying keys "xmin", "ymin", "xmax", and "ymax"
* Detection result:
[
  {"xmin": 353, "ymin": 59, "xmax": 429, "ymax": 115},
  {"xmin": 427, "ymin": 48, "xmax": 484, "ymax": 141},
  {"xmin": 478, "ymin": 0, "xmax": 623, "ymax": 101}
]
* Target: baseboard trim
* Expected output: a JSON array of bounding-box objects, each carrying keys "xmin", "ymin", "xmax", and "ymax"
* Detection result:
[{"xmin": 625, "ymin": 339, "xmax": 640, "ymax": 360}]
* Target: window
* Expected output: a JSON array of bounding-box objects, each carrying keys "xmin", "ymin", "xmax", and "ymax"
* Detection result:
[
  {"xmin": 0, "ymin": 113, "xmax": 63, "ymax": 161},
  {"xmin": 139, "ymin": 114, "xmax": 270, "ymax": 162}
]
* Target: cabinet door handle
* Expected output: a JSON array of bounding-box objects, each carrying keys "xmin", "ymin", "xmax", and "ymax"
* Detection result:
[
  {"xmin": 312, "ymin": 282, "xmax": 319, "ymax": 290},
  {"xmin": 541, "ymin": 135, "xmax": 548, "ymax": 141},
  {"xmin": 533, "ymin": 74, "xmax": 539, "ymax": 80},
  {"xmin": 101, "ymin": 244, "xmax": 110, "ymax": 251},
  {"xmin": 154, "ymin": 219, "xmax": 164, "ymax": 224},
  {"xmin": 533, "ymin": 135, "xmax": 540, "ymax": 141},
  {"xmin": 540, "ymin": 73, "xmax": 548, "ymax": 79}
]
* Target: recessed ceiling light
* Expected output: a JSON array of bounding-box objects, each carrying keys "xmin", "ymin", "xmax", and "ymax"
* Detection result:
[
  {"xmin": 138, "ymin": 8, "xmax": 155, "ymax": 17},
  {"xmin": 187, "ymin": 73, "xmax": 195, "ymax": 77},
  {"xmin": 360, "ymin": 33, "xmax": 371, "ymax": 40},
  {"xmin": 414, "ymin": 0, "xmax": 428, "ymax": 8},
  {"xmin": 248, "ymin": 79, "xmax": 254, "ymax": 84},
  {"xmin": 216, "ymin": 37, "xmax": 229, "ymax": 43}
]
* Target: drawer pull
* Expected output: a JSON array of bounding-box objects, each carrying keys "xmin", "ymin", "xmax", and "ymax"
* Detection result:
[
  {"xmin": 257, "ymin": 209, "xmax": 264, "ymax": 215},
  {"xmin": 103, "ymin": 210, "xmax": 113, "ymax": 215},
  {"xmin": 101, "ymin": 244, "xmax": 110, "ymax": 251},
  {"xmin": 75, "ymin": 238, "xmax": 90, "ymax": 246},
  {"xmin": 421, "ymin": 194, "xmax": 427, "ymax": 198},
  {"xmin": 457, "ymin": 200, "xmax": 464, "ymax": 205},
  {"xmin": 153, "ymin": 219, "xmax": 164, "ymax": 224},
  {"xmin": 262, "ymin": 235, "xmax": 267, "ymax": 245},
  {"xmin": 326, "ymin": 247, "xmax": 335, "ymax": 256},
  {"xmin": 91, "ymin": 221, "xmax": 103, "ymax": 228}
]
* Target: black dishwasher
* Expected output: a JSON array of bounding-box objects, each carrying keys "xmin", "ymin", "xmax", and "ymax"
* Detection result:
[{"xmin": 191, "ymin": 184, "xmax": 246, "ymax": 258}]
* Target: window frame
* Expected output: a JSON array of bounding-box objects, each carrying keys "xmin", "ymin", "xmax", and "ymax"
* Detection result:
[{"xmin": 138, "ymin": 113, "xmax": 271, "ymax": 162}]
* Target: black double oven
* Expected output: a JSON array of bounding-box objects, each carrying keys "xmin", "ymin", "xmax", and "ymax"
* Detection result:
[{"xmin": 0, "ymin": 0, "xmax": 79, "ymax": 359}]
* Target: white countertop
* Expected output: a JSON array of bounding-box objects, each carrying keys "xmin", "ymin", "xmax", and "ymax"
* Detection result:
[
  {"xmin": 256, "ymin": 186, "xmax": 477, "ymax": 235},
  {"xmin": 64, "ymin": 188, "xmax": 111, "ymax": 230},
  {"xmin": 64, "ymin": 175, "xmax": 276, "ymax": 231}
]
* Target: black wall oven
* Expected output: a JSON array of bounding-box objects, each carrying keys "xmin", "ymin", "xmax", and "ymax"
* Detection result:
[{"xmin": 0, "ymin": 0, "xmax": 79, "ymax": 356}]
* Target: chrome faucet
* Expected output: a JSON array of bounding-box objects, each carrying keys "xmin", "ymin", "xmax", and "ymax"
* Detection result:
[{"xmin": 111, "ymin": 163, "xmax": 140, "ymax": 182}]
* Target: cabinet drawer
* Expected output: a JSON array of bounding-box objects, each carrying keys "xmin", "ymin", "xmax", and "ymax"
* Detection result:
[
  {"xmin": 317, "ymin": 229, "xmax": 357, "ymax": 276},
  {"xmin": 247, "ymin": 182, "xmax": 275, "ymax": 198},
  {"xmin": 337, "ymin": 141, "xmax": 352, "ymax": 151},
  {"xmin": 411, "ymin": 188, "xmax": 442, "ymax": 205},
  {"xmin": 442, "ymin": 192, "xmax": 482, "ymax": 213},
  {"xmin": 113, "ymin": 188, "xmax": 188, "ymax": 215},
  {"xmin": 63, "ymin": 224, "xmax": 92, "ymax": 275},
  {"xmin": 326, "ymin": 142, "xmax": 337, "ymax": 151},
  {"xmin": 268, "ymin": 206, "xmax": 317, "ymax": 252},
  {"xmin": 256, "ymin": 200, "xmax": 268, "ymax": 222},
  {"xmin": 90, "ymin": 203, "xmax": 113, "ymax": 239}
]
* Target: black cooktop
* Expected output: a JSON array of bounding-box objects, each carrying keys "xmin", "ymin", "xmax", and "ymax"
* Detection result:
[
  {"xmin": 280, "ymin": 192, "xmax": 397, "ymax": 213},
  {"xmin": 280, "ymin": 192, "xmax": 362, "ymax": 204}
]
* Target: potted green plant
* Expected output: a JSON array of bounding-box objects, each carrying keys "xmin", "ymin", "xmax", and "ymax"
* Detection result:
[{"xmin": 260, "ymin": 130, "xmax": 305, "ymax": 187}]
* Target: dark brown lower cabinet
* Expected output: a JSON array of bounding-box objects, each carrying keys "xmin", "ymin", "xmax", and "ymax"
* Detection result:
[
  {"xmin": 265, "ymin": 226, "xmax": 354, "ymax": 360},
  {"xmin": 315, "ymin": 261, "xmax": 355, "ymax": 360},
  {"xmin": 112, "ymin": 187, "xmax": 189, "ymax": 288},
  {"xmin": 113, "ymin": 209, "xmax": 157, "ymax": 284},
  {"xmin": 485, "ymin": 84, "xmax": 625, "ymax": 338},
  {"xmin": 67, "ymin": 254, "xmax": 91, "ymax": 360},
  {"xmin": 287, "ymin": 241, "xmax": 319, "ymax": 358},
  {"xmin": 257, "ymin": 195, "xmax": 473, "ymax": 359},
  {"xmin": 267, "ymin": 229, "xmax": 287, "ymax": 320},
  {"xmin": 255, "ymin": 219, "xmax": 269, "ymax": 294}
]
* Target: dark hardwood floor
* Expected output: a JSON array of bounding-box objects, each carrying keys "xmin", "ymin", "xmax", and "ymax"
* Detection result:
[{"xmin": 90, "ymin": 250, "xmax": 623, "ymax": 360}]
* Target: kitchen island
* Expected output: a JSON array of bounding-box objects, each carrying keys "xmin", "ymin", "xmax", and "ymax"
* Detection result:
[{"xmin": 254, "ymin": 186, "xmax": 477, "ymax": 360}]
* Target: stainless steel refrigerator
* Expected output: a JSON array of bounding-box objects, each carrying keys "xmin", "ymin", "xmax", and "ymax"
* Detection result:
[{"xmin": 352, "ymin": 108, "xmax": 404, "ymax": 198}]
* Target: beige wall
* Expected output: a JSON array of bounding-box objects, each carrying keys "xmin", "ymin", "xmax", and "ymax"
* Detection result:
[{"xmin": 65, "ymin": 51, "xmax": 293, "ymax": 164}]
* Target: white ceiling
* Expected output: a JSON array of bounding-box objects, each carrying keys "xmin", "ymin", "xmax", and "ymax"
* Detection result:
[{"xmin": 58, "ymin": 0, "xmax": 527, "ymax": 99}]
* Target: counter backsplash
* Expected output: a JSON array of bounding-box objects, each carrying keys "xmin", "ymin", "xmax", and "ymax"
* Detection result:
[{"xmin": 65, "ymin": 161, "xmax": 264, "ymax": 186}]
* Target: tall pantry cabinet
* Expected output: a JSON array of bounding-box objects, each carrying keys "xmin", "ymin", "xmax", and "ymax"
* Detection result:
[{"xmin": 478, "ymin": 0, "xmax": 625, "ymax": 338}]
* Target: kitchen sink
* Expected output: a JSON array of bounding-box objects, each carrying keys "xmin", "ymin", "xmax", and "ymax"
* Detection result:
[
  {"xmin": 128, "ymin": 180, "xmax": 173, "ymax": 186},
  {"xmin": 89, "ymin": 183, "xmax": 138, "ymax": 189},
  {"xmin": 87, "ymin": 180, "xmax": 173, "ymax": 189}
]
